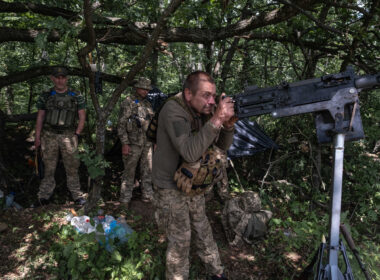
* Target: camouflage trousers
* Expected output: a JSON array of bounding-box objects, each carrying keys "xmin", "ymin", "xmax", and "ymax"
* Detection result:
[
  {"xmin": 39, "ymin": 130, "xmax": 83, "ymax": 200},
  {"xmin": 120, "ymin": 143, "xmax": 153, "ymax": 203},
  {"xmin": 154, "ymin": 187, "xmax": 223, "ymax": 280}
]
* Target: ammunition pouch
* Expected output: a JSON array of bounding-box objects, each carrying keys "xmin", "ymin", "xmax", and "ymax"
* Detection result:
[
  {"xmin": 45, "ymin": 91, "xmax": 77, "ymax": 128},
  {"xmin": 146, "ymin": 113, "xmax": 159, "ymax": 143},
  {"xmin": 174, "ymin": 147, "xmax": 224, "ymax": 196}
]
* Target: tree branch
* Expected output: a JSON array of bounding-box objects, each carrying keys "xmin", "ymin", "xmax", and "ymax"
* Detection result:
[
  {"xmin": 1, "ymin": 0, "xmax": 321, "ymax": 45},
  {"xmin": 0, "ymin": 66, "xmax": 124, "ymax": 89},
  {"xmin": 104, "ymin": 0, "xmax": 185, "ymax": 117},
  {"xmin": 77, "ymin": 0, "xmax": 100, "ymax": 114},
  {"xmin": 277, "ymin": 0, "xmax": 344, "ymax": 35},
  {"xmin": 0, "ymin": 0, "xmax": 78, "ymax": 20}
]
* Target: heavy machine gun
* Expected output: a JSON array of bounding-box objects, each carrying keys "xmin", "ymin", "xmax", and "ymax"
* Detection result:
[
  {"xmin": 234, "ymin": 66, "xmax": 379, "ymax": 143},
  {"xmin": 233, "ymin": 67, "xmax": 379, "ymax": 280}
]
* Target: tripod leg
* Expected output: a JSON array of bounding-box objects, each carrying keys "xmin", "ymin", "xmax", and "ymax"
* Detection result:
[{"xmin": 328, "ymin": 133, "xmax": 346, "ymax": 280}]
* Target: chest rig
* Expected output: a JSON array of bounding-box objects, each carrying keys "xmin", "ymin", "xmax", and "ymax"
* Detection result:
[
  {"xmin": 45, "ymin": 90, "xmax": 77, "ymax": 129},
  {"xmin": 169, "ymin": 94, "xmax": 224, "ymax": 196}
]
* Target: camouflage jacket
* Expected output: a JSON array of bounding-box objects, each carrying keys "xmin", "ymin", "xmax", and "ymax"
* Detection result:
[
  {"xmin": 117, "ymin": 92, "xmax": 154, "ymax": 146},
  {"xmin": 152, "ymin": 92, "xmax": 235, "ymax": 189}
]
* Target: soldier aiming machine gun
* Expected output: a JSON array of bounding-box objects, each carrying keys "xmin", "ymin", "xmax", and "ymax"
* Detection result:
[{"xmin": 233, "ymin": 67, "xmax": 379, "ymax": 280}]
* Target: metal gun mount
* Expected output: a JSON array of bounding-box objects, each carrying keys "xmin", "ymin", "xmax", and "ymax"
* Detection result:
[
  {"xmin": 234, "ymin": 68, "xmax": 379, "ymax": 280},
  {"xmin": 234, "ymin": 67, "xmax": 380, "ymax": 143}
]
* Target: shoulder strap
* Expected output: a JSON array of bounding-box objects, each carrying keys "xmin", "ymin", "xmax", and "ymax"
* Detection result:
[
  {"xmin": 171, "ymin": 93, "xmax": 199, "ymax": 132},
  {"xmin": 50, "ymin": 90, "xmax": 76, "ymax": 97}
]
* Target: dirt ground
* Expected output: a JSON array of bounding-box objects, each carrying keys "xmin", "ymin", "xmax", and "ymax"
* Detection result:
[
  {"xmin": 0, "ymin": 126, "xmax": 278, "ymax": 280},
  {"xmin": 0, "ymin": 195, "xmax": 270, "ymax": 280}
]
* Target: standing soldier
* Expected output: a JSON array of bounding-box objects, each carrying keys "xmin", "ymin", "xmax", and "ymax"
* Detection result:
[
  {"xmin": 153, "ymin": 71, "xmax": 236, "ymax": 280},
  {"xmin": 117, "ymin": 77, "xmax": 155, "ymax": 208},
  {"xmin": 34, "ymin": 66, "xmax": 86, "ymax": 206}
]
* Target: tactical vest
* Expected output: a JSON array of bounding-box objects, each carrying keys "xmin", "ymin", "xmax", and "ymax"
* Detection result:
[
  {"xmin": 156, "ymin": 93, "xmax": 223, "ymax": 195},
  {"xmin": 45, "ymin": 90, "xmax": 77, "ymax": 129}
]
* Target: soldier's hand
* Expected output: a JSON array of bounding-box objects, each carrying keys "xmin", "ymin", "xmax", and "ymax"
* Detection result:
[
  {"xmin": 75, "ymin": 132, "xmax": 81, "ymax": 143},
  {"xmin": 122, "ymin": 144, "xmax": 131, "ymax": 156},
  {"xmin": 224, "ymin": 115, "xmax": 238, "ymax": 129},
  {"xmin": 211, "ymin": 93, "xmax": 235, "ymax": 128}
]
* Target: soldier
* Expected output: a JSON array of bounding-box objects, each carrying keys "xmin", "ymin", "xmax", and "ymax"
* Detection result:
[
  {"xmin": 117, "ymin": 77, "xmax": 154, "ymax": 208},
  {"xmin": 153, "ymin": 71, "xmax": 236, "ymax": 280},
  {"xmin": 34, "ymin": 66, "xmax": 86, "ymax": 206}
]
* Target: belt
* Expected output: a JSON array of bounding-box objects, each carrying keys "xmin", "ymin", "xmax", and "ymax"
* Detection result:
[{"xmin": 44, "ymin": 127, "xmax": 74, "ymax": 135}]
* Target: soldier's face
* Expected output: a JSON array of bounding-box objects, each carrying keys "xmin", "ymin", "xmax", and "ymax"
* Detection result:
[
  {"xmin": 50, "ymin": 75, "xmax": 68, "ymax": 92},
  {"xmin": 185, "ymin": 80, "xmax": 216, "ymax": 115},
  {"xmin": 136, "ymin": 87, "xmax": 149, "ymax": 98}
]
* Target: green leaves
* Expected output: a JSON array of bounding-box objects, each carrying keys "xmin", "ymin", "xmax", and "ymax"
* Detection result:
[
  {"xmin": 76, "ymin": 144, "xmax": 110, "ymax": 179},
  {"xmin": 111, "ymin": 250, "xmax": 123, "ymax": 263}
]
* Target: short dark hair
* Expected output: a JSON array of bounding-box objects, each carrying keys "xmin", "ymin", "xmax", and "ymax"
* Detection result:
[{"xmin": 183, "ymin": 71, "xmax": 214, "ymax": 94}]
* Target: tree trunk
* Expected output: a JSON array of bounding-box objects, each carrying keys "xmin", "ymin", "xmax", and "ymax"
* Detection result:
[
  {"xmin": 84, "ymin": 118, "xmax": 106, "ymax": 213},
  {"xmin": 4, "ymin": 86, "xmax": 14, "ymax": 115},
  {"xmin": 27, "ymin": 82, "xmax": 34, "ymax": 113},
  {"xmin": 0, "ymin": 110, "xmax": 8, "ymax": 189},
  {"xmin": 151, "ymin": 49, "xmax": 158, "ymax": 86}
]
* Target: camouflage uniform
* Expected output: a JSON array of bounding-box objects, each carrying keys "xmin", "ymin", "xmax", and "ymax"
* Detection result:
[
  {"xmin": 152, "ymin": 93, "xmax": 234, "ymax": 279},
  {"xmin": 154, "ymin": 188, "xmax": 223, "ymax": 279},
  {"xmin": 205, "ymin": 147, "xmax": 231, "ymax": 202},
  {"xmin": 117, "ymin": 91, "xmax": 154, "ymax": 203},
  {"xmin": 36, "ymin": 90, "xmax": 86, "ymax": 201}
]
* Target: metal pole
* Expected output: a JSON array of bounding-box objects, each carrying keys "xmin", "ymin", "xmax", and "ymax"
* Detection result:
[{"xmin": 328, "ymin": 133, "xmax": 346, "ymax": 280}]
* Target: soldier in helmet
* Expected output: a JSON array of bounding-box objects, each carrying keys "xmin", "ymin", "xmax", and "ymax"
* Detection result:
[
  {"xmin": 34, "ymin": 66, "xmax": 86, "ymax": 206},
  {"xmin": 117, "ymin": 77, "xmax": 155, "ymax": 208}
]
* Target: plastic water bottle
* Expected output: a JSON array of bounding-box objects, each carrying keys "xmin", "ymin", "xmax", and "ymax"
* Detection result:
[
  {"xmin": 116, "ymin": 217, "xmax": 134, "ymax": 243},
  {"xmin": 71, "ymin": 216, "xmax": 95, "ymax": 234},
  {"xmin": 12, "ymin": 201, "xmax": 23, "ymax": 210},
  {"xmin": 102, "ymin": 215, "xmax": 116, "ymax": 233},
  {"xmin": 5, "ymin": 192, "xmax": 15, "ymax": 209},
  {"xmin": 66, "ymin": 213, "xmax": 74, "ymax": 222}
]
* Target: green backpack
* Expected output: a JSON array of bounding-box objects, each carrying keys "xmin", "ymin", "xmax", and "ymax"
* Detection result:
[{"xmin": 221, "ymin": 191, "xmax": 273, "ymax": 246}]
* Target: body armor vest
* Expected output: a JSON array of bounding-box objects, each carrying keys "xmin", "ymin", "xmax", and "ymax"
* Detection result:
[
  {"xmin": 167, "ymin": 93, "xmax": 223, "ymax": 195},
  {"xmin": 45, "ymin": 90, "xmax": 77, "ymax": 128}
]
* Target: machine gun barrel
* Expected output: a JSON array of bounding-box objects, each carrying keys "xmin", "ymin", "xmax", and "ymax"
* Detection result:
[
  {"xmin": 234, "ymin": 69, "xmax": 379, "ymax": 119},
  {"xmin": 355, "ymin": 73, "xmax": 380, "ymax": 90},
  {"xmin": 233, "ymin": 68, "xmax": 379, "ymax": 143}
]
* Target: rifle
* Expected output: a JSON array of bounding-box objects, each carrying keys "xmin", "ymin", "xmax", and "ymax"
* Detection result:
[
  {"xmin": 233, "ymin": 67, "xmax": 379, "ymax": 280},
  {"xmin": 34, "ymin": 147, "xmax": 44, "ymax": 179},
  {"xmin": 234, "ymin": 66, "xmax": 380, "ymax": 143}
]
